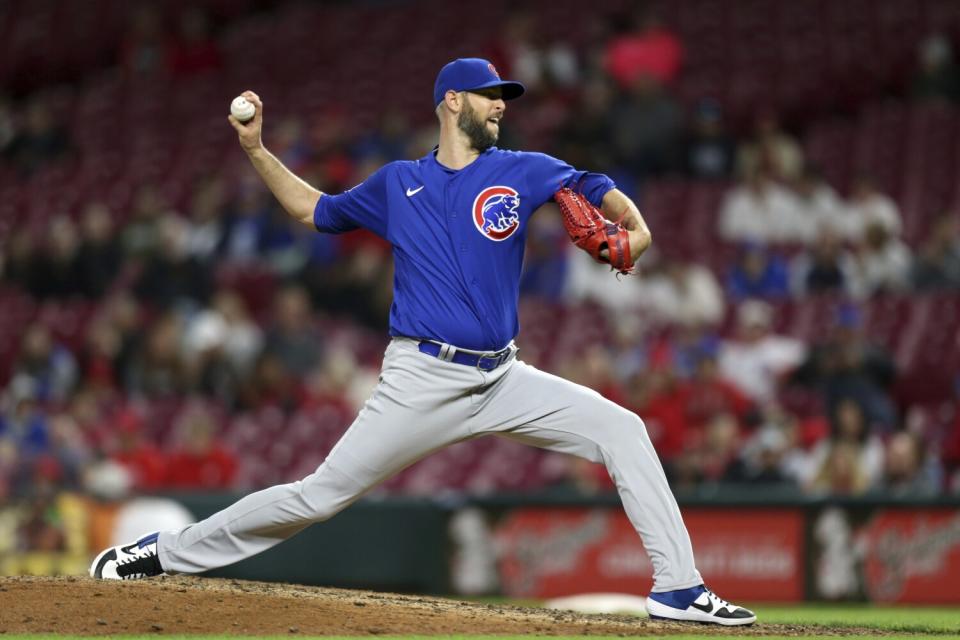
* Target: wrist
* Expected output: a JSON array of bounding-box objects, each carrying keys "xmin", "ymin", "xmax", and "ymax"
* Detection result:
[{"xmin": 245, "ymin": 143, "xmax": 268, "ymax": 158}]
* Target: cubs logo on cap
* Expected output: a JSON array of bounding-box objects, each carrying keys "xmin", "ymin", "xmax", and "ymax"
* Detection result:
[
  {"xmin": 473, "ymin": 186, "xmax": 520, "ymax": 241},
  {"xmin": 434, "ymin": 58, "xmax": 525, "ymax": 107}
]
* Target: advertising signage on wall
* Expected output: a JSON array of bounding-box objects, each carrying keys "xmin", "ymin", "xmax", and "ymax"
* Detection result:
[
  {"xmin": 494, "ymin": 507, "xmax": 804, "ymax": 601},
  {"xmin": 492, "ymin": 505, "xmax": 960, "ymax": 603},
  {"xmin": 811, "ymin": 507, "xmax": 960, "ymax": 603}
]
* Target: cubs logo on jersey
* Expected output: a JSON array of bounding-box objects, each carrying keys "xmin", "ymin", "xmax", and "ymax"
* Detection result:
[{"xmin": 473, "ymin": 186, "xmax": 520, "ymax": 241}]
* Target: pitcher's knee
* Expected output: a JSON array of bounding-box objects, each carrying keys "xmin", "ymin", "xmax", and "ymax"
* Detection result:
[
  {"xmin": 297, "ymin": 462, "xmax": 366, "ymax": 522},
  {"xmin": 597, "ymin": 411, "xmax": 650, "ymax": 449}
]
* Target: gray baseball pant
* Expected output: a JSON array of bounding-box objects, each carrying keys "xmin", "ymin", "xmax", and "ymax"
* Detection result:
[{"xmin": 157, "ymin": 337, "xmax": 703, "ymax": 592}]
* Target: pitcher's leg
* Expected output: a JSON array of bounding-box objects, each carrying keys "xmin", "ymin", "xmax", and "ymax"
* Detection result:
[
  {"xmin": 156, "ymin": 339, "xmax": 480, "ymax": 574},
  {"xmin": 158, "ymin": 459, "xmax": 368, "ymax": 573},
  {"xmin": 483, "ymin": 360, "xmax": 702, "ymax": 591}
]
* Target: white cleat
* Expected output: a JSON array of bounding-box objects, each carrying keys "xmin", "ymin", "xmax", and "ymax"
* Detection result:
[
  {"xmin": 89, "ymin": 532, "xmax": 165, "ymax": 580},
  {"xmin": 646, "ymin": 587, "xmax": 756, "ymax": 626}
]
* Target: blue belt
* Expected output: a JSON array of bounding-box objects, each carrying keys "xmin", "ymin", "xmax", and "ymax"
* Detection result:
[{"xmin": 417, "ymin": 341, "xmax": 515, "ymax": 371}]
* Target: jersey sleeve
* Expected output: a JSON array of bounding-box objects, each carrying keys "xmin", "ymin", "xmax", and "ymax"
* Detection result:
[
  {"xmin": 523, "ymin": 152, "xmax": 616, "ymax": 208},
  {"xmin": 313, "ymin": 164, "xmax": 390, "ymax": 237}
]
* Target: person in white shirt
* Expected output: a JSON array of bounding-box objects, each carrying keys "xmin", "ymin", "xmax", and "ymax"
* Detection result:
[
  {"xmin": 641, "ymin": 259, "xmax": 726, "ymax": 328},
  {"xmin": 718, "ymin": 170, "xmax": 804, "ymax": 244},
  {"xmin": 850, "ymin": 223, "xmax": 913, "ymax": 297},
  {"xmin": 843, "ymin": 174, "xmax": 903, "ymax": 240},
  {"xmin": 791, "ymin": 166, "xmax": 845, "ymax": 244},
  {"xmin": 718, "ymin": 300, "xmax": 806, "ymax": 404}
]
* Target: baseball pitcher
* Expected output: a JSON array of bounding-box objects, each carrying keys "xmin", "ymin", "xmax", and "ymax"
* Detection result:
[{"xmin": 91, "ymin": 58, "xmax": 755, "ymax": 626}]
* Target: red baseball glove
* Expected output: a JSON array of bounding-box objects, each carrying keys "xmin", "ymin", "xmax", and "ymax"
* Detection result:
[{"xmin": 554, "ymin": 187, "xmax": 634, "ymax": 275}]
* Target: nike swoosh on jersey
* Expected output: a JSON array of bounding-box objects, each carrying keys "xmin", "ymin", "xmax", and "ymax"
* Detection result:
[{"xmin": 406, "ymin": 185, "xmax": 425, "ymax": 197}]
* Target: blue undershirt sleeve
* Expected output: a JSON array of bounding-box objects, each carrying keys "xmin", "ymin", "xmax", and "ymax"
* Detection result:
[
  {"xmin": 524, "ymin": 152, "xmax": 616, "ymax": 209},
  {"xmin": 313, "ymin": 164, "xmax": 390, "ymax": 237}
]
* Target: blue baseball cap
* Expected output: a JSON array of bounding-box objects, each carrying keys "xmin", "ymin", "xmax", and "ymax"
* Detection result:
[{"xmin": 433, "ymin": 58, "xmax": 525, "ymax": 107}]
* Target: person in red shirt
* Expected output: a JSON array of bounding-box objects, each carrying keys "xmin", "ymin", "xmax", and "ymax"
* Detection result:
[
  {"xmin": 165, "ymin": 409, "xmax": 236, "ymax": 490},
  {"xmin": 604, "ymin": 10, "xmax": 684, "ymax": 89},
  {"xmin": 108, "ymin": 410, "xmax": 167, "ymax": 492}
]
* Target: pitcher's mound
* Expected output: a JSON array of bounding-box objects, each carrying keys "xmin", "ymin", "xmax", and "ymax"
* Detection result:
[{"xmin": 1, "ymin": 575, "xmax": 860, "ymax": 636}]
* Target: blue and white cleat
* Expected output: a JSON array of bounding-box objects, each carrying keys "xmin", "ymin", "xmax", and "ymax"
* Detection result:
[
  {"xmin": 89, "ymin": 532, "xmax": 165, "ymax": 580},
  {"xmin": 646, "ymin": 585, "xmax": 756, "ymax": 626}
]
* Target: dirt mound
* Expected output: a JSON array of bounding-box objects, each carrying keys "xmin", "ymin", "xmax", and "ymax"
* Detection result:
[{"xmin": 0, "ymin": 576, "xmax": 878, "ymax": 636}]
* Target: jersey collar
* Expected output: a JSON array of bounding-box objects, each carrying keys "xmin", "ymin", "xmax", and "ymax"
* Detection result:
[{"xmin": 428, "ymin": 146, "xmax": 497, "ymax": 174}]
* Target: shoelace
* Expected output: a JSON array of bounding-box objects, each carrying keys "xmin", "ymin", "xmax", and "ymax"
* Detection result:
[
  {"xmin": 706, "ymin": 589, "xmax": 734, "ymax": 611},
  {"xmin": 116, "ymin": 551, "xmax": 162, "ymax": 579}
]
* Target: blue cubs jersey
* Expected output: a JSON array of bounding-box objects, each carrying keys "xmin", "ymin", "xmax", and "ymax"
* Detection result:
[{"xmin": 314, "ymin": 147, "xmax": 615, "ymax": 351}]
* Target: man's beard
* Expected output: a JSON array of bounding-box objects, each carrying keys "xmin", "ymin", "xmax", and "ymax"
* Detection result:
[{"xmin": 457, "ymin": 100, "xmax": 498, "ymax": 152}]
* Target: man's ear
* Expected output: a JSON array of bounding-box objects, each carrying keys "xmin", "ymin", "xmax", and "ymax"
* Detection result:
[{"xmin": 444, "ymin": 90, "xmax": 463, "ymax": 113}]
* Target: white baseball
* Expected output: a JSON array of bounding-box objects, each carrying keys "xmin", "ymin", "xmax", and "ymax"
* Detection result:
[{"xmin": 230, "ymin": 96, "xmax": 256, "ymax": 122}]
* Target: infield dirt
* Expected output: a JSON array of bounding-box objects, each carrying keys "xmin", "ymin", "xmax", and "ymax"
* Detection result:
[{"xmin": 0, "ymin": 576, "xmax": 894, "ymax": 636}]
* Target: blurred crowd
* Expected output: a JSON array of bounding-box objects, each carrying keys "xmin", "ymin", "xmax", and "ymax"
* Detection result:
[{"xmin": 2, "ymin": 1, "xmax": 960, "ymax": 517}]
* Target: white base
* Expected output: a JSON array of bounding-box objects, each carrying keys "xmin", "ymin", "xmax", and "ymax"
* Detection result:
[{"xmin": 545, "ymin": 593, "xmax": 649, "ymax": 616}]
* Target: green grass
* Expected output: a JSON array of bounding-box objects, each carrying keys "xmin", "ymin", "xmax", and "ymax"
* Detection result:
[{"xmin": 750, "ymin": 603, "xmax": 960, "ymax": 634}]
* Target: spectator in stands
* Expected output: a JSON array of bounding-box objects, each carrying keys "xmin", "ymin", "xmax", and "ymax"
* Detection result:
[
  {"xmin": 718, "ymin": 169, "xmax": 804, "ymax": 244},
  {"xmin": 850, "ymin": 223, "xmax": 912, "ymax": 297},
  {"xmin": 486, "ymin": 12, "xmax": 580, "ymax": 93},
  {"xmin": 165, "ymin": 407, "xmax": 236, "ymax": 489},
  {"xmin": 134, "ymin": 215, "xmax": 212, "ymax": 310},
  {"xmin": 726, "ymin": 243, "xmax": 791, "ymax": 300},
  {"xmin": 122, "ymin": 184, "xmax": 168, "ymax": 259},
  {"xmin": 76, "ymin": 203, "xmax": 122, "ymax": 298},
  {"xmin": 29, "ymin": 215, "xmax": 82, "ymax": 299},
  {"xmin": 106, "ymin": 409, "xmax": 166, "ymax": 492},
  {"xmin": 718, "ymin": 300, "xmax": 806, "ymax": 405},
  {"xmin": 803, "ymin": 398, "xmax": 884, "ymax": 495},
  {"xmin": 1, "ymin": 229, "xmax": 37, "ymax": 291},
  {"xmin": 352, "ymin": 110, "xmax": 411, "ymax": 163},
  {"xmin": 100, "ymin": 293, "xmax": 145, "ymax": 389},
  {"xmin": 737, "ymin": 112, "xmax": 804, "ymax": 183},
  {"xmin": 0, "ymin": 378, "xmax": 50, "ymax": 461},
  {"xmin": 683, "ymin": 99, "xmax": 735, "ymax": 179},
  {"xmin": 844, "ymin": 174, "xmax": 903, "ymax": 239},
  {"xmin": 181, "ymin": 292, "xmax": 262, "ymax": 405},
  {"xmin": 677, "ymin": 346, "xmax": 753, "ymax": 434},
  {"xmin": 807, "ymin": 441, "xmax": 871, "ymax": 496},
  {"xmin": 608, "ymin": 73, "xmax": 682, "ymax": 176},
  {"xmin": 911, "ymin": 33, "xmax": 960, "ymax": 104},
  {"xmin": 876, "ymin": 431, "xmax": 941, "ymax": 497},
  {"xmin": 221, "ymin": 184, "xmax": 271, "ymax": 263},
  {"xmin": 166, "ymin": 8, "xmax": 223, "ymax": 76},
  {"xmin": 725, "ymin": 424, "xmax": 796, "ymax": 487},
  {"xmin": 624, "ymin": 365, "xmax": 688, "ymax": 462},
  {"xmin": 4, "ymin": 98, "xmax": 71, "ymax": 175},
  {"xmin": 790, "ymin": 227, "xmax": 857, "ymax": 295},
  {"xmin": 11, "ymin": 326, "xmax": 77, "ymax": 403},
  {"xmin": 239, "ymin": 352, "xmax": 298, "ymax": 412},
  {"xmin": 202, "ymin": 291, "xmax": 262, "ymax": 376},
  {"xmin": 124, "ymin": 312, "xmax": 186, "ymax": 397},
  {"xmin": 181, "ymin": 317, "xmax": 243, "ymax": 405},
  {"xmin": 639, "ymin": 257, "xmax": 725, "ymax": 327},
  {"xmin": 553, "ymin": 77, "xmax": 617, "ymax": 174},
  {"xmin": 79, "ymin": 319, "xmax": 123, "ymax": 392},
  {"xmin": 603, "ymin": 8, "xmax": 683, "ymax": 89},
  {"xmin": 791, "ymin": 165, "xmax": 844, "ymax": 244},
  {"xmin": 185, "ymin": 176, "xmax": 227, "ymax": 264},
  {"xmin": 912, "ymin": 213, "xmax": 960, "ymax": 289},
  {"xmin": 263, "ymin": 285, "xmax": 322, "ymax": 378},
  {"xmin": 791, "ymin": 305, "xmax": 897, "ymax": 429}
]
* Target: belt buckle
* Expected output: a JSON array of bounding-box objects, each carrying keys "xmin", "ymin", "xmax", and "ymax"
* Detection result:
[
  {"xmin": 476, "ymin": 352, "xmax": 496, "ymax": 371},
  {"xmin": 477, "ymin": 347, "xmax": 510, "ymax": 371}
]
